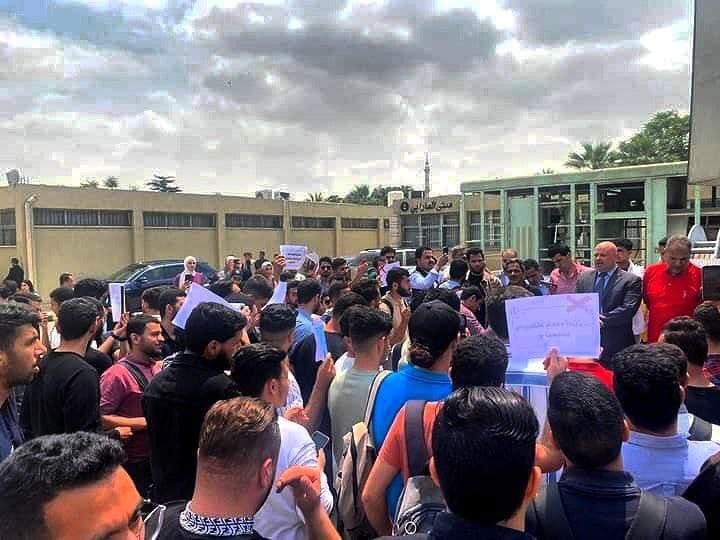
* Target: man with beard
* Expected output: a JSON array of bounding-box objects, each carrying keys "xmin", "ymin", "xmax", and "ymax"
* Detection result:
[
  {"xmin": 293, "ymin": 279, "xmax": 323, "ymax": 349},
  {"xmin": 143, "ymin": 302, "xmax": 246, "ymax": 503},
  {"xmin": 318, "ymin": 256, "xmax": 334, "ymax": 296},
  {"xmin": 464, "ymin": 247, "xmax": 502, "ymax": 326},
  {"xmin": 0, "ymin": 303, "xmax": 46, "ymax": 462},
  {"xmin": 100, "ymin": 315, "xmax": 165, "ymax": 497},
  {"xmin": 379, "ymin": 267, "xmax": 412, "ymax": 348}
]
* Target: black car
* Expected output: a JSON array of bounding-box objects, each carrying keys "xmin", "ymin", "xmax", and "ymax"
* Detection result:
[{"xmin": 107, "ymin": 260, "xmax": 218, "ymax": 313}]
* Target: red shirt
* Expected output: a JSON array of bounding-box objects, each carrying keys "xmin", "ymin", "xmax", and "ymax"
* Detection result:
[
  {"xmin": 643, "ymin": 262, "xmax": 702, "ymax": 343},
  {"xmin": 568, "ymin": 359, "xmax": 614, "ymax": 391}
]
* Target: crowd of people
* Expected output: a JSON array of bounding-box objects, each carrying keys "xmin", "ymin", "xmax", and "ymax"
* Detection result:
[{"xmin": 0, "ymin": 236, "xmax": 719, "ymax": 539}]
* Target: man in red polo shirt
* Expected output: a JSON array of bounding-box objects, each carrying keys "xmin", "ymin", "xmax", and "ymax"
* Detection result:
[
  {"xmin": 100, "ymin": 314, "xmax": 164, "ymax": 497},
  {"xmin": 643, "ymin": 235, "xmax": 701, "ymax": 343}
]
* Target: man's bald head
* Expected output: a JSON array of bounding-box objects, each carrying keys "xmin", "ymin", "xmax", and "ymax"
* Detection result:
[{"xmin": 594, "ymin": 242, "xmax": 618, "ymax": 273}]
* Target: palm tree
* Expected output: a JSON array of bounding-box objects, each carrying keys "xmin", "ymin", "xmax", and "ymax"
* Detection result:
[
  {"xmin": 146, "ymin": 174, "xmax": 182, "ymax": 192},
  {"xmin": 326, "ymin": 195, "xmax": 343, "ymax": 203},
  {"xmin": 103, "ymin": 176, "xmax": 119, "ymax": 189},
  {"xmin": 306, "ymin": 192, "xmax": 325, "ymax": 202},
  {"xmin": 565, "ymin": 142, "xmax": 616, "ymax": 170},
  {"xmin": 80, "ymin": 179, "xmax": 99, "ymax": 188},
  {"xmin": 344, "ymin": 184, "xmax": 371, "ymax": 204}
]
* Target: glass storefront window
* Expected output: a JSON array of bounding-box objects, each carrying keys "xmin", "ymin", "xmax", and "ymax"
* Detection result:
[
  {"xmin": 596, "ymin": 218, "xmax": 647, "ymax": 264},
  {"xmin": 484, "ymin": 192, "xmax": 501, "ymax": 249},
  {"xmin": 539, "ymin": 187, "xmax": 571, "ymax": 274},
  {"xmin": 576, "ymin": 185, "xmax": 591, "ymax": 267}
]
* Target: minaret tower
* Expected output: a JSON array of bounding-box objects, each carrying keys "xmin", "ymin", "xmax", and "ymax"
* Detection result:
[{"xmin": 424, "ymin": 153, "xmax": 430, "ymax": 198}]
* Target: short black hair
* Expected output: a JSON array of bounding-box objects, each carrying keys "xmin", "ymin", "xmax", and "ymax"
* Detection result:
[
  {"xmin": 460, "ymin": 286, "xmax": 484, "ymax": 302},
  {"xmin": 208, "ymin": 280, "xmax": 237, "ymax": 299},
  {"xmin": 409, "ymin": 301, "xmax": 462, "ymax": 369},
  {"xmin": 694, "ymin": 303, "xmax": 720, "ymax": 342},
  {"xmin": 158, "ymin": 287, "xmax": 186, "ymax": 319},
  {"xmin": 486, "ymin": 286, "xmax": 534, "ymax": 340},
  {"xmin": 423, "ymin": 288, "xmax": 461, "ymax": 311},
  {"xmin": 286, "ymin": 279, "xmax": 299, "ymax": 292},
  {"xmin": 49, "ymin": 287, "xmax": 75, "ymax": 306},
  {"xmin": 432, "ymin": 387, "xmax": 538, "ymax": 524},
  {"xmin": 547, "ymin": 243, "xmax": 571, "ymax": 259},
  {"xmin": 319, "ymin": 256, "xmax": 332, "ymax": 266},
  {"xmin": 414, "ymin": 246, "xmax": 432, "ymax": 260},
  {"xmin": 380, "ymin": 246, "xmax": 396, "ymax": 257},
  {"xmin": 505, "ymin": 258, "xmax": 525, "ymax": 272},
  {"xmin": 259, "ymin": 304, "xmax": 297, "ymax": 335},
  {"xmin": 548, "ymin": 372, "xmax": 625, "ymax": 469},
  {"xmin": 333, "ymin": 292, "xmax": 368, "ymax": 329},
  {"xmin": 297, "ymin": 279, "xmax": 322, "ymax": 305},
  {"xmin": 10, "ymin": 257, "xmax": 18, "ymax": 265},
  {"xmin": 141, "ymin": 286, "xmax": 165, "ymax": 311},
  {"xmin": 523, "ymin": 258, "xmax": 540, "ymax": 271},
  {"xmin": 613, "ymin": 343, "xmax": 685, "ymax": 433},
  {"xmin": 0, "ymin": 303, "xmax": 40, "ymax": 352},
  {"xmin": 243, "ymin": 276, "xmax": 274, "ymax": 302},
  {"xmin": 449, "ymin": 259, "xmax": 468, "ymax": 281},
  {"xmin": 57, "ymin": 297, "xmax": 99, "ymax": 340},
  {"xmin": 230, "ymin": 343, "xmax": 287, "ymax": 397},
  {"xmin": 328, "ymin": 280, "xmax": 349, "ymax": 303},
  {"xmin": 465, "ymin": 247, "xmax": 485, "ymax": 259},
  {"xmin": 331, "ymin": 257, "xmax": 347, "ymax": 271},
  {"xmin": 613, "ymin": 238, "xmax": 633, "ymax": 251},
  {"xmin": 3, "ymin": 280, "xmax": 17, "ymax": 294},
  {"xmin": 127, "ymin": 314, "xmax": 159, "ymax": 343},
  {"xmin": 344, "ymin": 306, "xmax": 392, "ymax": 352},
  {"xmin": 350, "ymin": 278, "xmax": 380, "ymax": 304},
  {"xmin": 658, "ymin": 236, "xmax": 668, "ymax": 248},
  {"xmin": 386, "ymin": 267, "xmax": 410, "ymax": 289},
  {"xmin": 8, "ymin": 294, "xmax": 30, "ymax": 306},
  {"xmin": 73, "ymin": 278, "xmax": 107, "ymax": 300},
  {"xmin": 184, "ymin": 303, "xmax": 246, "ymax": 355},
  {"xmin": 662, "ymin": 316, "xmax": 708, "ymax": 367},
  {"xmin": 59, "ymin": 272, "xmax": 73, "ymax": 286},
  {"xmin": 0, "ymin": 432, "xmax": 125, "ymax": 540},
  {"xmin": 451, "ymin": 334, "xmax": 508, "ymax": 389},
  {"xmin": 225, "ymin": 293, "xmax": 255, "ymax": 309}
]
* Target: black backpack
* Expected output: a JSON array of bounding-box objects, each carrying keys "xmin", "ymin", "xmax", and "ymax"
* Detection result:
[{"xmin": 528, "ymin": 481, "xmax": 668, "ymax": 539}]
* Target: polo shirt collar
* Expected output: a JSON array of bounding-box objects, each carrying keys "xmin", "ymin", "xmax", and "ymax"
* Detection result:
[
  {"xmin": 627, "ymin": 429, "xmax": 688, "ymax": 449},
  {"xmin": 403, "ymin": 363, "xmax": 451, "ymax": 383}
]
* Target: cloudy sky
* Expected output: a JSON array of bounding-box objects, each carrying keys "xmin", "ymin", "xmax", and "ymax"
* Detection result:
[{"xmin": 0, "ymin": 0, "xmax": 692, "ymax": 197}]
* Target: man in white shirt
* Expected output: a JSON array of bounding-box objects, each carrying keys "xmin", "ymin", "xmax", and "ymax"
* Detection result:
[
  {"xmin": 409, "ymin": 246, "xmax": 448, "ymax": 298},
  {"xmin": 230, "ymin": 343, "xmax": 333, "ymax": 540}
]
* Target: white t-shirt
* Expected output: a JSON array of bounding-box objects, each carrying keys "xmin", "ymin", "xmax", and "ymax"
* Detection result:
[
  {"xmin": 254, "ymin": 417, "xmax": 333, "ymax": 540},
  {"xmin": 335, "ymin": 352, "xmax": 355, "ymax": 374},
  {"xmin": 278, "ymin": 370, "xmax": 304, "ymax": 417}
]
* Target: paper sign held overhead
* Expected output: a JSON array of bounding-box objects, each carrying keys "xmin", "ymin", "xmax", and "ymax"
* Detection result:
[
  {"xmin": 264, "ymin": 281, "xmax": 288, "ymax": 309},
  {"xmin": 108, "ymin": 283, "xmax": 125, "ymax": 322},
  {"xmin": 505, "ymin": 293, "xmax": 601, "ymax": 371},
  {"xmin": 379, "ymin": 262, "xmax": 400, "ymax": 287},
  {"xmin": 173, "ymin": 283, "xmax": 235, "ymax": 329},
  {"xmin": 281, "ymin": 245, "xmax": 307, "ymax": 271}
]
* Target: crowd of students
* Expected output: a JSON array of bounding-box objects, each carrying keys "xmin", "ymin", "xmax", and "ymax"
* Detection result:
[{"xmin": 0, "ymin": 238, "xmax": 719, "ymax": 539}]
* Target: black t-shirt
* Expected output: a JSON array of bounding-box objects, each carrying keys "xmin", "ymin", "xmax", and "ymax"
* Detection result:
[
  {"xmin": 155, "ymin": 503, "xmax": 268, "ymax": 540},
  {"xmin": 686, "ymin": 386, "xmax": 720, "ymax": 425},
  {"xmin": 20, "ymin": 351, "xmax": 101, "ymax": 440},
  {"xmin": 84, "ymin": 347, "xmax": 113, "ymax": 377},
  {"xmin": 683, "ymin": 452, "xmax": 720, "ymax": 539},
  {"xmin": 143, "ymin": 352, "xmax": 240, "ymax": 503}
]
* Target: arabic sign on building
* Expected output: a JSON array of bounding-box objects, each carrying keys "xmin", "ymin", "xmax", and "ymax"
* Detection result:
[{"xmin": 398, "ymin": 197, "xmax": 456, "ymax": 214}]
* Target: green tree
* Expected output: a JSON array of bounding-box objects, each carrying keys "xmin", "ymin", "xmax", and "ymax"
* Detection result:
[
  {"xmin": 146, "ymin": 174, "xmax": 181, "ymax": 192},
  {"xmin": 306, "ymin": 192, "xmax": 326, "ymax": 202},
  {"xmin": 80, "ymin": 179, "xmax": 99, "ymax": 188},
  {"xmin": 565, "ymin": 142, "xmax": 617, "ymax": 170},
  {"xmin": 614, "ymin": 110, "xmax": 689, "ymax": 166},
  {"xmin": 103, "ymin": 176, "xmax": 119, "ymax": 189},
  {"xmin": 326, "ymin": 195, "xmax": 343, "ymax": 203},
  {"xmin": 344, "ymin": 184, "xmax": 371, "ymax": 204}
]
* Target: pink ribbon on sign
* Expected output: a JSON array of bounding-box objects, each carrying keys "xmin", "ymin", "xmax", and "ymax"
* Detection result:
[{"xmin": 566, "ymin": 295, "xmax": 593, "ymax": 315}]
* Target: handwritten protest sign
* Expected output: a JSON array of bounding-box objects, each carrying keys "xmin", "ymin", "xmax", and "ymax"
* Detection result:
[
  {"xmin": 264, "ymin": 281, "xmax": 288, "ymax": 309},
  {"xmin": 506, "ymin": 293, "xmax": 600, "ymax": 371},
  {"xmin": 280, "ymin": 245, "xmax": 307, "ymax": 271},
  {"xmin": 173, "ymin": 283, "xmax": 233, "ymax": 329},
  {"xmin": 306, "ymin": 252, "xmax": 320, "ymax": 272},
  {"xmin": 312, "ymin": 317, "xmax": 328, "ymax": 362},
  {"xmin": 108, "ymin": 283, "xmax": 125, "ymax": 322}
]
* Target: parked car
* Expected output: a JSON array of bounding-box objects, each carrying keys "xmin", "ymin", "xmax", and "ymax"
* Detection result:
[
  {"xmin": 106, "ymin": 259, "xmax": 218, "ymax": 313},
  {"xmin": 348, "ymin": 248, "xmax": 417, "ymax": 272}
]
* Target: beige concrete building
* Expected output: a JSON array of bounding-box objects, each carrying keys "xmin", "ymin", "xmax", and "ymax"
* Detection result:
[{"xmin": 0, "ymin": 185, "xmax": 392, "ymax": 295}]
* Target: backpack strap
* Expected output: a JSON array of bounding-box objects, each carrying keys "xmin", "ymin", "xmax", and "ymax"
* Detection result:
[
  {"xmin": 688, "ymin": 414, "xmax": 713, "ymax": 441},
  {"xmin": 391, "ymin": 343, "xmax": 403, "ymax": 371},
  {"xmin": 404, "ymin": 401, "xmax": 429, "ymax": 477},
  {"xmin": 120, "ymin": 360, "xmax": 150, "ymax": 392},
  {"xmin": 363, "ymin": 370, "xmax": 392, "ymax": 428},
  {"xmin": 381, "ymin": 297, "xmax": 395, "ymax": 319},
  {"xmin": 626, "ymin": 491, "xmax": 667, "ymax": 540},
  {"xmin": 531, "ymin": 482, "xmax": 576, "ymax": 539}
]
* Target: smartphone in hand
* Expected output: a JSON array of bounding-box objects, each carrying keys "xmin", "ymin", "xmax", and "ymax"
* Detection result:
[{"xmin": 311, "ymin": 430, "xmax": 330, "ymax": 453}]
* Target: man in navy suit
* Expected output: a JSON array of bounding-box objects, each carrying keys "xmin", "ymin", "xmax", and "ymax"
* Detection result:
[{"xmin": 576, "ymin": 242, "xmax": 642, "ymax": 368}]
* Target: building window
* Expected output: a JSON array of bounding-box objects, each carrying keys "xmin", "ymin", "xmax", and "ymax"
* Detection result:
[
  {"xmin": 383, "ymin": 218, "xmax": 390, "ymax": 229},
  {"xmin": 341, "ymin": 218, "xmax": 377, "ymax": 229},
  {"xmin": 143, "ymin": 212, "xmax": 216, "ymax": 228},
  {"xmin": 484, "ymin": 210, "xmax": 502, "ymax": 248},
  {"xmin": 292, "ymin": 216, "xmax": 335, "ymax": 229},
  {"xmin": 34, "ymin": 208, "xmax": 132, "ymax": 227},
  {"xmin": 442, "ymin": 213, "xmax": 460, "ymax": 247},
  {"xmin": 400, "ymin": 215, "xmax": 442, "ymax": 248},
  {"xmin": 597, "ymin": 182, "xmax": 645, "ymax": 213},
  {"xmin": 0, "ymin": 209, "xmax": 16, "ymax": 245},
  {"xmin": 226, "ymin": 214, "xmax": 283, "ymax": 229}
]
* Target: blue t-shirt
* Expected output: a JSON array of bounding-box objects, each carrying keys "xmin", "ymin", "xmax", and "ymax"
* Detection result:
[
  {"xmin": 0, "ymin": 390, "xmax": 22, "ymax": 462},
  {"xmin": 370, "ymin": 364, "xmax": 452, "ymax": 517},
  {"xmin": 293, "ymin": 309, "xmax": 314, "ymax": 350}
]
